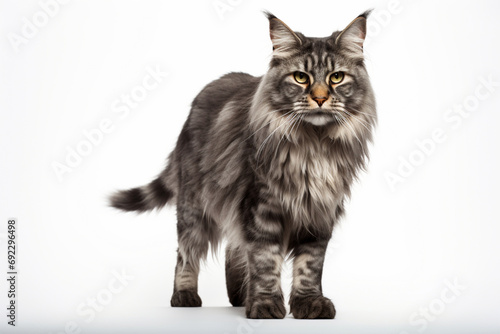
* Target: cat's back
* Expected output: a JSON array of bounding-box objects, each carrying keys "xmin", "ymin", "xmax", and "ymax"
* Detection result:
[
  {"xmin": 175, "ymin": 72, "xmax": 261, "ymax": 187},
  {"xmin": 191, "ymin": 72, "xmax": 261, "ymax": 115},
  {"xmin": 182, "ymin": 72, "xmax": 261, "ymax": 153}
]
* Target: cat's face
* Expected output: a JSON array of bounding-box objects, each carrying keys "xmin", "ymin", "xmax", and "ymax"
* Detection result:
[
  {"xmin": 257, "ymin": 12, "xmax": 376, "ymax": 139},
  {"xmin": 267, "ymin": 43, "xmax": 367, "ymax": 127}
]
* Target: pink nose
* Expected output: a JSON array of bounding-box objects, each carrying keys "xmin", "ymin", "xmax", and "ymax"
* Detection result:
[{"xmin": 312, "ymin": 96, "xmax": 327, "ymax": 107}]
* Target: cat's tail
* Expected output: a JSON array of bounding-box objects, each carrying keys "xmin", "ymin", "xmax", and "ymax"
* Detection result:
[{"xmin": 109, "ymin": 177, "xmax": 174, "ymax": 212}]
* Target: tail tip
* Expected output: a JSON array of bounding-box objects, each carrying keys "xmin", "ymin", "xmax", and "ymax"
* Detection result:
[{"xmin": 109, "ymin": 188, "xmax": 148, "ymax": 212}]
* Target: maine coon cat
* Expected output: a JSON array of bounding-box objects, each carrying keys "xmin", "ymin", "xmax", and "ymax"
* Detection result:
[{"xmin": 110, "ymin": 11, "xmax": 376, "ymax": 319}]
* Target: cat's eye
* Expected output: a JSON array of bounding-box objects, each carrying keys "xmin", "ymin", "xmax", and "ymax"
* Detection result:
[
  {"xmin": 330, "ymin": 72, "xmax": 345, "ymax": 84},
  {"xmin": 293, "ymin": 71, "xmax": 309, "ymax": 84}
]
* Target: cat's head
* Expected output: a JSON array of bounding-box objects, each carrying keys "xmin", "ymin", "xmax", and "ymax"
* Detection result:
[{"xmin": 252, "ymin": 11, "xmax": 376, "ymax": 144}]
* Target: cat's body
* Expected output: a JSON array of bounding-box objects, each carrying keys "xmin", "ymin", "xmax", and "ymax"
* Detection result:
[{"xmin": 111, "ymin": 12, "xmax": 376, "ymax": 319}]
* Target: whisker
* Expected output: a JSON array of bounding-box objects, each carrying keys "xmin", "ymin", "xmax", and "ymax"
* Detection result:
[
  {"xmin": 245, "ymin": 109, "xmax": 295, "ymax": 142},
  {"xmin": 273, "ymin": 113, "xmax": 299, "ymax": 161},
  {"xmin": 256, "ymin": 113, "xmax": 295, "ymax": 163},
  {"xmin": 290, "ymin": 113, "xmax": 303, "ymax": 139},
  {"xmin": 247, "ymin": 107, "xmax": 294, "ymax": 127},
  {"xmin": 344, "ymin": 106, "xmax": 377, "ymax": 119},
  {"xmin": 340, "ymin": 108, "xmax": 373, "ymax": 133},
  {"xmin": 285, "ymin": 113, "xmax": 299, "ymax": 140},
  {"xmin": 337, "ymin": 113, "xmax": 363, "ymax": 147}
]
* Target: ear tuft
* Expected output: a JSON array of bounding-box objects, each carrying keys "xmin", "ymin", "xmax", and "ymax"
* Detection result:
[
  {"xmin": 335, "ymin": 11, "xmax": 371, "ymax": 58},
  {"xmin": 357, "ymin": 9, "xmax": 373, "ymax": 20},
  {"xmin": 263, "ymin": 11, "xmax": 302, "ymax": 58}
]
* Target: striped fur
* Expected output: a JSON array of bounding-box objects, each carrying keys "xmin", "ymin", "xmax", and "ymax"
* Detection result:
[
  {"xmin": 110, "ymin": 11, "xmax": 376, "ymax": 319},
  {"xmin": 109, "ymin": 177, "xmax": 173, "ymax": 212}
]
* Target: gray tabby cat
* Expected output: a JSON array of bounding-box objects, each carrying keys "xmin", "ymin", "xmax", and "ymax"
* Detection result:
[{"xmin": 110, "ymin": 11, "xmax": 376, "ymax": 319}]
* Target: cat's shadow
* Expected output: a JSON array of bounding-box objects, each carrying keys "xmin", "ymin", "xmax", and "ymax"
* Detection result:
[{"xmin": 157, "ymin": 305, "xmax": 296, "ymax": 320}]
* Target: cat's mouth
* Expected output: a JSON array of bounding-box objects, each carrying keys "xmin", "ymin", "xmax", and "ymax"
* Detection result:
[{"xmin": 299, "ymin": 110, "xmax": 337, "ymax": 126}]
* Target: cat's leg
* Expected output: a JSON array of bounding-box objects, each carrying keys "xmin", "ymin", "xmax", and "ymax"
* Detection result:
[
  {"xmin": 225, "ymin": 246, "xmax": 247, "ymax": 306},
  {"xmin": 170, "ymin": 252, "xmax": 202, "ymax": 307},
  {"xmin": 244, "ymin": 201, "xmax": 286, "ymax": 319},
  {"xmin": 289, "ymin": 239, "xmax": 336, "ymax": 319},
  {"xmin": 170, "ymin": 206, "xmax": 209, "ymax": 307}
]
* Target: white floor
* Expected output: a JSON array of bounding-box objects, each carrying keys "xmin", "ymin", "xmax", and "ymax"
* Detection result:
[{"xmin": 2, "ymin": 306, "xmax": 495, "ymax": 334}]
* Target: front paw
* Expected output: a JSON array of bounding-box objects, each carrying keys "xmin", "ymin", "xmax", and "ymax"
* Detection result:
[
  {"xmin": 246, "ymin": 295, "xmax": 286, "ymax": 319},
  {"xmin": 170, "ymin": 290, "xmax": 202, "ymax": 307},
  {"xmin": 290, "ymin": 295, "xmax": 336, "ymax": 319}
]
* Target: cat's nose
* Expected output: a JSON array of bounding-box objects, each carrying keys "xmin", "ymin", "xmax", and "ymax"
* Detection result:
[
  {"xmin": 311, "ymin": 83, "xmax": 329, "ymax": 107},
  {"xmin": 312, "ymin": 96, "xmax": 328, "ymax": 107}
]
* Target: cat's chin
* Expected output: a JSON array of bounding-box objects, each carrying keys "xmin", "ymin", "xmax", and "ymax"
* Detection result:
[{"xmin": 302, "ymin": 113, "xmax": 337, "ymax": 127}]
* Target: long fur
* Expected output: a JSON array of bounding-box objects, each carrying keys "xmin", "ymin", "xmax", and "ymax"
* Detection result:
[{"xmin": 110, "ymin": 11, "xmax": 376, "ymax": 319}]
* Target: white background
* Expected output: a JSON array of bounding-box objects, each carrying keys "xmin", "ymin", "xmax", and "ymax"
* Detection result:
[{"xmin": 1, "ymin": 0, "xmax": 500, "ymax": 333}]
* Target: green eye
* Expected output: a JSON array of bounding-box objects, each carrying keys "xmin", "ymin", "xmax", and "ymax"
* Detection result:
[
  {"xmin": 293, "ymin": 71, "xmax": 309, "ymax": 84},
  {"xmin": 330, "ymin": 72, "xmax": 345, "ymax": 84}
]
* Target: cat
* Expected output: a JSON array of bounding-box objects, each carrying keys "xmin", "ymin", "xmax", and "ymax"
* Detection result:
[{"xmin": 110, "ymin": 11, "xmax": 376, "ymax": 319}]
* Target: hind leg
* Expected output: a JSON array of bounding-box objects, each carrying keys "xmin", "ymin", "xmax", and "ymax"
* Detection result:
[
  {"xmin": 170, "ymin": 206, "xmax": 211, "ymax": 307},
  {"xmin": 171, "ymin": 253, "xmax": 202, "ymax": 307},
  {"xmin": 225, "ymin": 246, "xmax": 247, "ymax": 306}
]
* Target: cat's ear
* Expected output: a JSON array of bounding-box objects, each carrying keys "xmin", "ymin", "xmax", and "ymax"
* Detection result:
[
  {"xmin": 335, "ymin": 10, "xmax": 371, "ymax": 58},
  {"xmin": 265, "ymin": 12, "xmax": 302, "ymax": 58}
]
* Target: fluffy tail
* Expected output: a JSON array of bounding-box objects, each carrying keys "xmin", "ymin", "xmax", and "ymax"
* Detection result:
[{"xmin": 109, "ymin": 177, "xmax": 174, "ymax": 212}]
